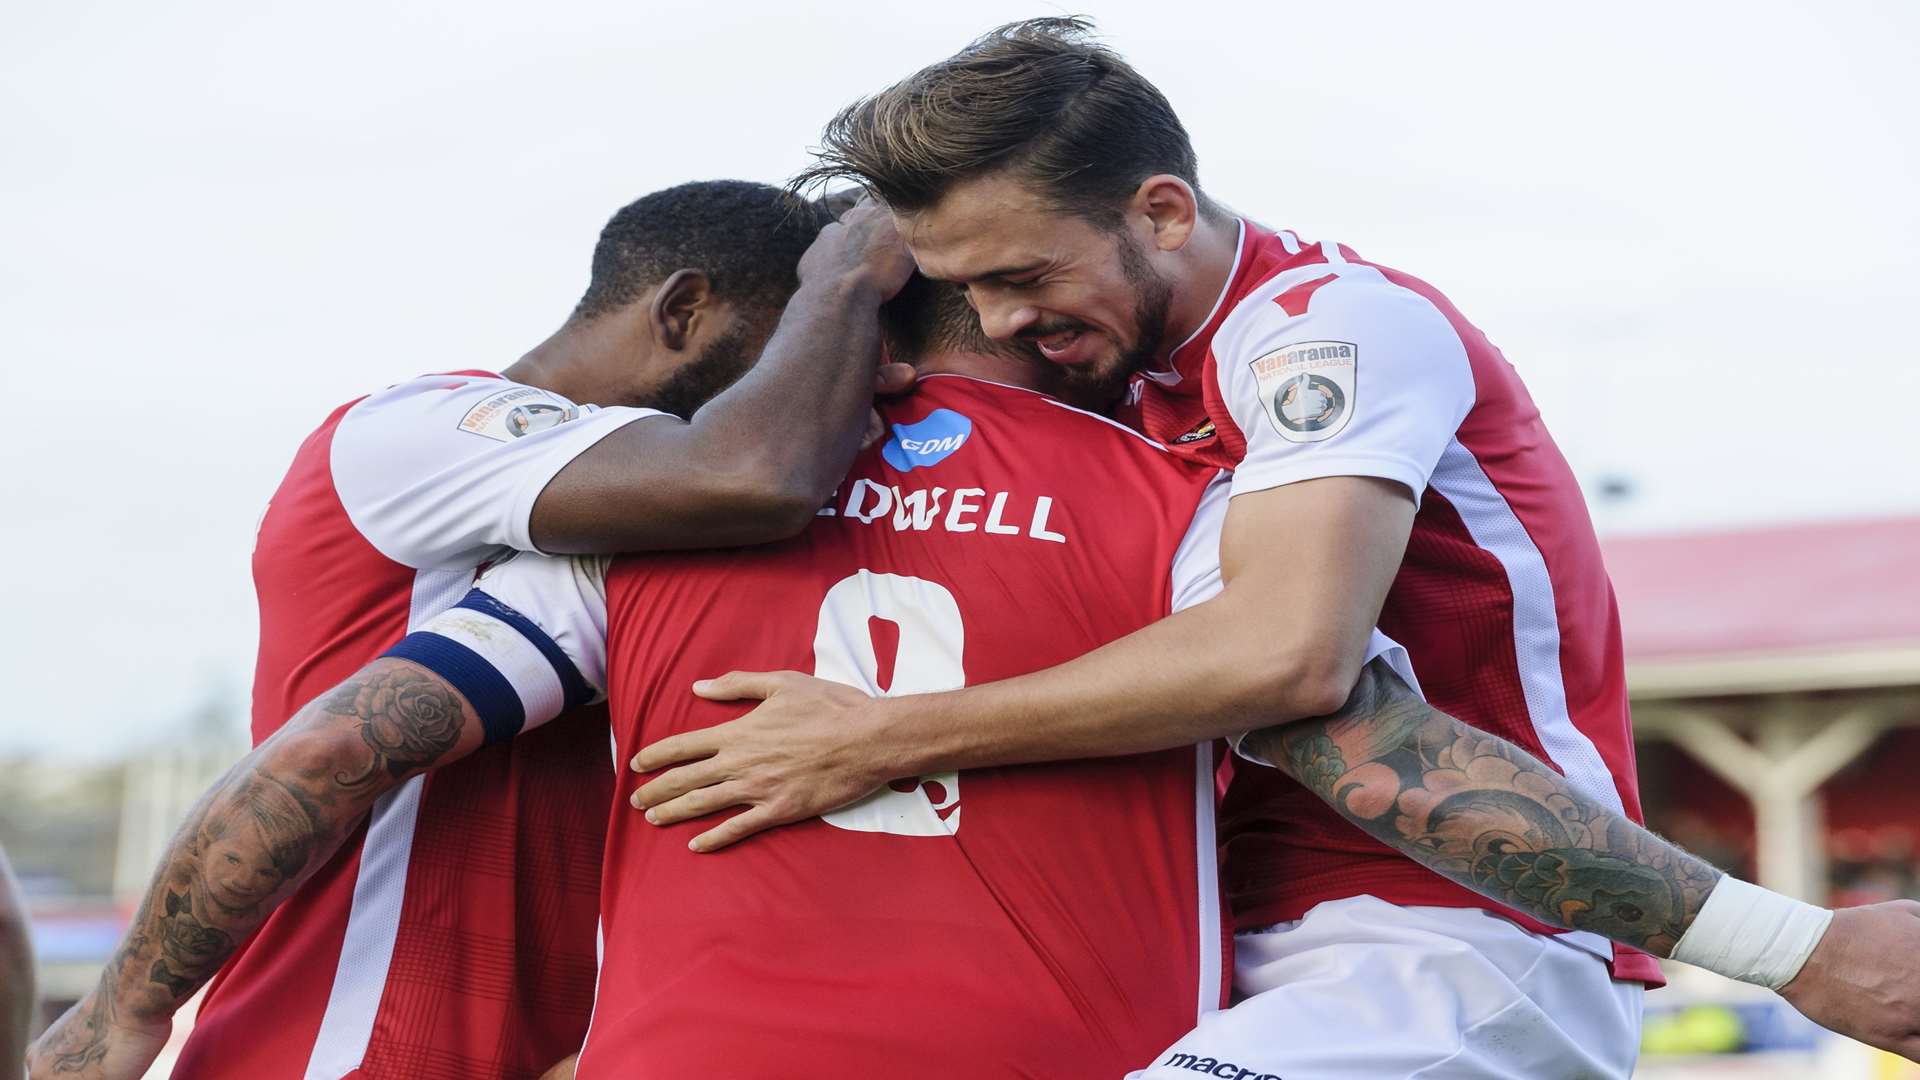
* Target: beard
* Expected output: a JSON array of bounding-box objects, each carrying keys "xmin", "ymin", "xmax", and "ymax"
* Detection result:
[
  {"xmin": 1048, "ymin": 235, "xmax": 1175, "ymax": 412},
  {"xmin": 639, "ymin": 324, "xmax": 759, "ymax": 419}
]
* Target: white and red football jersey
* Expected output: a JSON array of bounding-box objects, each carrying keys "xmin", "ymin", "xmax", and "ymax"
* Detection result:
[
  {"xmin": 179, "ymin": 372, "xmax": 661, "ymax": 1080},
  {"xmin": 404, "ymin": 374, "xmax": 1405, "ymax": 1077},
  {"xmin": 1117, "ymin": 220, "xmax": 1661, "ymax": 986}
]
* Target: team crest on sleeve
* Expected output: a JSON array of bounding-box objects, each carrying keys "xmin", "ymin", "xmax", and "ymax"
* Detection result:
[
  {"xmin": 1248, "ymin": 340, "xmax": 1357, "ymax": 443},
  {"xmin": 457, "ymin": 386, "xmax": 580, "ymax": 442}
]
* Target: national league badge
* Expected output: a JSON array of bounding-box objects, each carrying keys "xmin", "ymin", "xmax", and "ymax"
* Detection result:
[{"xmin": 1248, "ymin": 340, "xmax": 1357, "ymax": 443}]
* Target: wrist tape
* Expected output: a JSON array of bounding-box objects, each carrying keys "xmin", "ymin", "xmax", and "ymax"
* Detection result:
[{"xmin": 1669, "ymin": 876, "xmax": 1833, "ymax": 990}]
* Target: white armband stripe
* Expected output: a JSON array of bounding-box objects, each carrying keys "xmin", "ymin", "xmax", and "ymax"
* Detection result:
[{"xmin": 414, "ymin": 604, "xmax": 569, "ymax": 732}]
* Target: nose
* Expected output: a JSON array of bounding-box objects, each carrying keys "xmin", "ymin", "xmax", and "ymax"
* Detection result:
[{"xmin": 968, "ymin": 289, "xmax": 1039, "ymax": 342}]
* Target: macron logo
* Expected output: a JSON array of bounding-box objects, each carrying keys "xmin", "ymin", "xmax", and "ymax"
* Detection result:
[{"xmin": 881, "ymin": 408, "xmax": 973, "ymax": 472}]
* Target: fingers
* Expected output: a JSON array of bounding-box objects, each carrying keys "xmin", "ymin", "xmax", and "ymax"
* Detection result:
[
  {"xmin": 690, "ymin": 669, "xmax": 806, "ymax": 703},
  {"xmin": 642, "ymin": 781, "xmax": 752, "ymax": 827},
  {"xmin": 1897, "ymin": 1036, "xmax": 1920, "ymax": 1065},
  {"xmin": 873, "ymin": 362, "xmax": 917, "ymax": 396},
  {"xmin": 689, "ymin": 805, "xmax": 788, "ymax": 854},
  {"xmin": 632, "ymin": 758, "xmax": 729, "ymax": 808},
  {"xmin": 839, "ymin": 196, "xmax": 887, "ymax": 225},
  {"xmin": 629, "ymin": 729, "xmax": 718, "ymax": 774},
  {"xmin": 861, "ymin": 408, "xmax": 888, "ymax": 452}
]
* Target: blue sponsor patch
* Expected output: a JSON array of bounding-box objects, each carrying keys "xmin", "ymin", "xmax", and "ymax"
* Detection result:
[{"xmin": 881, "ymin": 408, "xmax": 973, "ymax": 472}]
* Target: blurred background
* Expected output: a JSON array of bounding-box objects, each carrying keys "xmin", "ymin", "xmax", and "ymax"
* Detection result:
[{"xmin": 3, "ymin": 1, "xmax": 1917, "ymax": 1076}]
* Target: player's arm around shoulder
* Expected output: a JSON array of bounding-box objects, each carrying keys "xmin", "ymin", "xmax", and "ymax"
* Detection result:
[
  {"xmin": 528, "ymin": 200, "xmax": 918, "ymax": 555},
  {"xmin": 616, "ymin": 270, "xmax": 1482, "ymax": 850},
  {"xmin": 328, "ymin": 373, "xmax": 669, "ymax": 570}
]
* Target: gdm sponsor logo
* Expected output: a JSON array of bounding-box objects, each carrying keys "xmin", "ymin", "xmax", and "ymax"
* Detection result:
[{"xmin": 882, "ymin": 408, "xmax": 973, "ymax": 472}]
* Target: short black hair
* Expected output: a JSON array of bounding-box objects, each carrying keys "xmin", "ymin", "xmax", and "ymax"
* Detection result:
[
  {"xmin": 571, "ymin": 180, "xmax": 830, "ymax": 323},
  {"xmin": 880, "ymin": 274, "xmax": 994, "ymax": 365},
  {"xmin": 796, "ymin": 18, "xmax": 1207, "ymax": 227}
]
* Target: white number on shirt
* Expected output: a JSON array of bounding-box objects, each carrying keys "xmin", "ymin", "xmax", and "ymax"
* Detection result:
[{"xmin": 813, "ymin": 570, "xmax": 966, "ymax": 837}]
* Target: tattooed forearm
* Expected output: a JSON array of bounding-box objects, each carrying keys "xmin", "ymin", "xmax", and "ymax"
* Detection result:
[
  {"xmin": 1248, "ymin": 659, "xmax": 1723, "ymax": 956},
  {"xmin": 38, "ymin": 958, "xmax": 122, "ymax": 1073},
  {"xmin": 31, "ymin": 658, "xmax": 479, "ymax": 1069},
  {"xmin": 322, "ymin": 664, "xmax": 468, "ymax": 788}
]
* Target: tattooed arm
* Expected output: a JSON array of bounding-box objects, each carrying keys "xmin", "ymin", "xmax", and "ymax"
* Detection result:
[
  {"xmin": 1247, "ymin": 658, "xmax": 1920, "ymax": 1061},
  {"xmin": 1245, "ymin": 656, "xmax": 1721, "ymax": 955},
  {"xmin": 26, "ymin": 660, "xmax": 481, "ymax": 1080}
]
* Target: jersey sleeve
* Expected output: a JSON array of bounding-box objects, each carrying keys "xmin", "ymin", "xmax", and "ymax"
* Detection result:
[
  {"xmin": 1167, "ymin": 470, "xmax": 1424, "ymax": 766},
  {"xmin": 382, "ymin": 552, "xmax": 613, "ymax": 743},
  {"xmin": 331, "ymin": 374, "xmax": 666, "ymax": 569},
  {"xmin": 1210, "ymin": 264, "xmax": 1475, "ymax": 507},
  {"xmin": 1169, "ymin": 470, "xmax": 1231, "ymax": 612}
]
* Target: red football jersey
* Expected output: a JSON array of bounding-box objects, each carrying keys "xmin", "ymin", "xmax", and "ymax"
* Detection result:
[
  {"xmin": 423, "ymin": 375, "xmax": 1233, "ymax": 1078},
  {"xmin": 179, "ymin": 372, "xmax": 655, "ymax": 1079},
  {"xmin": 1118, "ymin": 220, "xmax": 1661, "ymax": 985}
]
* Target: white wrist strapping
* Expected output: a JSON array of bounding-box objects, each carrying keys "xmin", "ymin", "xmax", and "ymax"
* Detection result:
[{"xmin": 1669, "ymin": 876, "xmax": 1833, "ymax": 990}]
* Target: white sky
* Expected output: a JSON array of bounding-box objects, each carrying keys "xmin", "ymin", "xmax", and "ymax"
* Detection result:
[{"xmin": 3, "ymin": 1, "xmax": 1916, "ymax": 759}]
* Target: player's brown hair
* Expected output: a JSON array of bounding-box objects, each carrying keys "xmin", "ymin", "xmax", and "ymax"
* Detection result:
[{"xmin": 794, "ymin": 17, "xmax": 1209, "ymax": 227}]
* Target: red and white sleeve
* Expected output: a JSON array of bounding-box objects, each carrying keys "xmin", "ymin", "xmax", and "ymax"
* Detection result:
[
  {"xmin": 331, "ymin": 374, "xmax": 664, "ymax": 569},
  {"xmin": 1210, "ymin": 264, "xmax": 1474, "ymax": 507}
]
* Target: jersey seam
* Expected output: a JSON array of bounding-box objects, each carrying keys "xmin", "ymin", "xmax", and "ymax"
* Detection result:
[{"xmin": 1227, "ymin": 451, "xmax": 1429, "ymax": 504}]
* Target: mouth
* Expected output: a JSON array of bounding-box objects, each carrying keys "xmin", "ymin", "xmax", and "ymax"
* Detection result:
[{"xmin": 1028, "ymin": 327, "xmax": 1102, "ymax": 367}]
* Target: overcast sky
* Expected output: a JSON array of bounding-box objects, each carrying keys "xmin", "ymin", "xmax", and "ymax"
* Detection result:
[{"xmin": 3, "ymin": 1, "xmax": 1916, "ymax": 760}]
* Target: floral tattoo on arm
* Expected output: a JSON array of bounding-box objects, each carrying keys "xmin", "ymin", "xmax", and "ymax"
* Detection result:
[{"xmin": 1246, "ymin": 659, "xmax": 1722, "ymax": 956}]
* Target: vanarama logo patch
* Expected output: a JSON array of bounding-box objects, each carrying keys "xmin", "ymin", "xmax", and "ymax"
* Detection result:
[
  {"xmin": 881, "ymin": 408, "xmax": 973, "ymax": 472},
  {"xmin": 1248, "ymin": 340, "xmax": 1356, "ymax": 443},
  {"xmin": 458, "ymin": 386, "xmax": 580, "ymax": 442}
]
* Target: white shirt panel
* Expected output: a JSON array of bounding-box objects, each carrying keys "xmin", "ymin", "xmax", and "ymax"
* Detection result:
[
  {"xmin": 1211, "ymin": 267, "xmax": 1475, "ymax": 508},
  {"xmin": 1169, "ymin": 471, "xmax": 1231, "ymax": 613},
  {"xmin": 331, "ymin": 374, "xmax": 665, "ymax": 570},
  {"xmin": 469, "ymin": 551, "xmax": 614, "ymax": 697}
]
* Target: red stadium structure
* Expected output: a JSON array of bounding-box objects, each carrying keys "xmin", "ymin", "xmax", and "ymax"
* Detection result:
[{"xmin": 1610, "ymin": 515, "xmax": 1920, "ymax": 905}]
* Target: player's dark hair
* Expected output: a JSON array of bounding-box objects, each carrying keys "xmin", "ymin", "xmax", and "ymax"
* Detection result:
[
  {"xmin": 879, "ymin": 274, "xmax": 996, "ymax": 365},
  {"xmin": 571, "ymin": 179, "xmax": 830, "ymax": 323},
  {"xmin": 794, "ymin": 17, "xmax": 1212, "ymax": 228}
]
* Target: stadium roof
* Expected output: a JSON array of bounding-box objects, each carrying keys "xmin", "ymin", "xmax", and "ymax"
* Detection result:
[{"xmin": 1605, "ymin": 516, "xmax": 1920, "ymax": 698}]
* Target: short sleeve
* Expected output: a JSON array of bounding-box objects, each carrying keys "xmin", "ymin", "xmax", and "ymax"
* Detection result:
[
  {"xmin": 1210, "ymin": 265, "xmax": 1475, "ymax": 507},
  {"xmin": 387, "ymin": 553, "xmax": 613, "ymax": 743},
  {"xmin": 1169, "ymin": 470, "xmax": 1231, "ymax": 613},
  {"xmin": 331, "ymin": 374, "xmax": 665, "ymax": 569}
]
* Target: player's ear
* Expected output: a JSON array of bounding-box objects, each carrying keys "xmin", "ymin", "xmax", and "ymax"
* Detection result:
[
  {"xmin": 649, "ymin": 269, "xmax": 715, "ymax": 353},
  {"xmin": 1132, "ymin": 175, "xmax": 1199, "ymax": 254}
]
